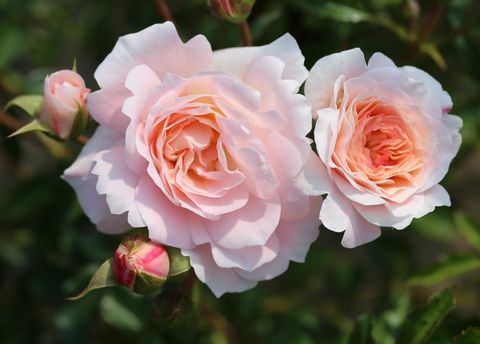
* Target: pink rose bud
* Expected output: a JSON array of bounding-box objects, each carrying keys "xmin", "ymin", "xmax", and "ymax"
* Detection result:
[
  {"xmin": 113, "ymin": 235, "xmax": 170, "ymax": 294},
  {"xmin": 207, "ymin": 0, "xmax": 256, "ymax": 23},
  {"xmin": 40, "ymin": 70, "xmax": 90, "ymax": 139}
]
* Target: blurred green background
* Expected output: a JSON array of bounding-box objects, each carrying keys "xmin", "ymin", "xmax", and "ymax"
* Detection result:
[{"xmin": 1, "ymin": 0, "xmax": 480, "ymax": 343}]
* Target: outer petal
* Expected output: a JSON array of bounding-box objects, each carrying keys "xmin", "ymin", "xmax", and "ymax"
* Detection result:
[
  {"xmin": 237, "ymin": 196, "xmax": 322, "ymax": 281},
  {"xmin": 305, "ymin": 48, "xmax": 366, "ymax": 111},
  {"xmin": 353, "ymin": 184, "xmax": 451, "ymax": 230},
  {"xmin": 367, "ymin": 52, "xmax": 397, "ymax": 68},
  {"xmin": 244, "ymin": 55, "xmax": 312, "ymax": 138},
  {"xmin": 213, "ymin": 33, "xmax": 308, "ymax": 87},
  {"xmin": 92, "ymin": 145, "xmax": 145, "ymax": 228},
  {"xmin": 276, "ymin": 196, "xmax": 322, "ymax": 262},
  {"xmin": 62, "ymin": 127, "xmax": 130, "ymax": 233},
  {"xmin": 182, "ymin": 245, "xmax": 257, "ymax": 297},
  {"xmin": 211, "ymin": 234, "xmax": 279, "ymax": 272},
  {"xmin": 320, "ymin": 190, "xmax": 381, "ymax": 248},
  {"xmin": 402, "ymin": 65, "xmax": 453, "ymax": 112},
  {"xmin": 89, "ymin": 22, "xmax": 213, "ymax": 131}
]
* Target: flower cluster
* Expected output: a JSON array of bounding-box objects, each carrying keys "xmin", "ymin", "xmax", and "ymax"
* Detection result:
[{"xmin": 59, "ymin": 22, "xmax": 461, "ymax": 297}]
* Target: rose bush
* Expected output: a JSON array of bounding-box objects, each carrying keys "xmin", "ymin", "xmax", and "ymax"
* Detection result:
[
  {"xmin": 63, "ymin": 22, "xmax": 323, "ymax": 296},
  {"xmin": 306, "ymin": 48, "xmax": 462, "ymax": 248},
  {"xmin": 40, "ymin": 70, "xmax": 90, "ymax": 138}
]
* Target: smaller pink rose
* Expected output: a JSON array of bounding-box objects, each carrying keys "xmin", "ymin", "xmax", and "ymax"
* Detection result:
[
  {"xmin": 40, "ymin": 70, "xmax": 90, "ymax": 139},
  {"xmin": 113, "ymin": 234, "xmax": 170, "ymax": 294}
]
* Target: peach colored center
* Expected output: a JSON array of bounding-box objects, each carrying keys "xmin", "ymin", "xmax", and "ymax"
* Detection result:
[{"xmin": 342, "ymin": 97, "xmax": 424, "ymax": 190}]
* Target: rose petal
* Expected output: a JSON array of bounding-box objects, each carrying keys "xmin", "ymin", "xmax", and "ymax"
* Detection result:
[
  {"xmin": 213, "ymin": 33, "xmax": 308, "ymax": 87},
  {"xmin": 205, "ymin": 193, "xmax": 281, "ymax": 249},
  {"xmin": 182, "ymin": 245, "xmax": 257, "ymax": 297},
  {"xmin": 62, "ymin": 126, "xmax": 130, "ymax": 233},
  {"xmin": 305, "ymin": 48, "xmax": 366, "ymax": 111}
]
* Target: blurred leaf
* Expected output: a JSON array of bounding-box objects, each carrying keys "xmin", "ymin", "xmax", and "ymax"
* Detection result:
[
  {"xmin": 419, "ymin": 42, "xmax": 447, "ymax": 70},
  {"xmin": 455, "ymin": 327, "xmax": 480, "ymax": 343},
  {"xmin": 0, "ymin": 27, "xmax": 25, "ymax": 70},
  {"xmin": 407, "ymin": 255, "xmax": 480, "ymax": 287},
  {"xmin": 67, "ymin": 258, "xmax": 116, "ymax": 300},
  {"xmin": 167, "ymin": 247, "xmax": 191, "ymax": 276},
  {"xmin": 8, "ymin": 119, "xmax": 51, "ymax": 138},
  {"xmin": 372, "ymin": 291, "xmax": 410, "ymax": 344},
  {"xmin": 454, "ymin": 212, "xmax": 480, "ymax": 252},
  {"xmin": 5, "ymin": 95, "xmax": 44, "ymax": 117},
  {"xmin": 348, "ymin": 315, "xmax": 374, "ymax": 344},
  {"xmin": 413, "ymin": 210, "xmax": 455, "ymax": 242},
  {"xmin": 312, "ymin": 2, "xmax": 372, "ymax": 23},
  {"xmin": 100, "ymin": 293, "xmax": 143, "ymax": 332},
  {"xmin": 301, "ymin": 2, "xmax": 410, "ymax": 40},
  {"xmin": 397, "ymin": 287, "xmax": 456, "ymax": 344}
]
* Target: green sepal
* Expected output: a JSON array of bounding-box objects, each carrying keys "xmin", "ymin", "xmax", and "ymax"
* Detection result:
[
  {"xmin": 67, "ymin": 258, "xmax": 116, "ymax": 300},
  {"xmin": 5, "ymin": 95, "xmax": 44, "ymax": 117},
  {"xmin": 72, "ymin": 57, "xmax": 78, "ymax": 73},
  {"xmin": 68, "ymin": 103, "xmax": 90, "ymax": 139},
  {"xmin": 8, "ymin": 119, "xmax": 53, "ymax": 138},
  {"xmin": 166, "ymin": 247, "xmax": 191, "ymax": 276},
  {"xmin": 133, "ymin": 271, "xmax": 166, "ymax": 295}
]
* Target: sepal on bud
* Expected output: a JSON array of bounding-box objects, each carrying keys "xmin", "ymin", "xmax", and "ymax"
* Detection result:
[
  {"xmin": 67, "ymin": 232, "xmax": 192, "ymax": 300},
  {"xmin": 207, "ymin": 0, "xmax": 256, "ymax": 24}
]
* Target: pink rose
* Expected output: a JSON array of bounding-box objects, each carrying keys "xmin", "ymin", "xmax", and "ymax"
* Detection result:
[
  {"xmin": 40, "ymin": 70, "xmax": 90, "ymax": 138},
  {"xmin": 305, "ymin": 48, "xmax": 462, "ymax": 248},
  {"xmin": 63, "ymin": 22, "xmax": 323, "ymax": 296},
  {"xmin": 113, "ymin": 234, "xmax": 169, "ymax": 294}
]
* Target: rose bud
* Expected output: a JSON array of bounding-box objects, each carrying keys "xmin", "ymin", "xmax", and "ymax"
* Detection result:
[
  {"xmin": 207, "ymin": 0, "xmax": 256, "ymax": 23},
  {"xmin": 39, "ymin": 70, "xmax": 90, "ymax": 139},
  {"xmin": 113, "ymin": 235, "xmax": 170, "ymax": 294}
]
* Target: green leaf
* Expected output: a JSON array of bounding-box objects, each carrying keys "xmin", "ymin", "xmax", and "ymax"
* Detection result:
[
  {"xmin": 314, "ymin": 2, "xmax": 372, "ymax": 23},
  {"xmin": 397, "ymin": 287, "xmax": 456, "ymax": 344},
  {"xmin": 348, "ymin": 315, "xmax": 374, "ymax": 344},
  {"xmin": 302, "ymin": 2, "xmax": 410, "ymax": 41},
  {"xmin": 419, "ymin": 43, "xmax": 447, "ymax": 70},
  {"xmin": 454, "ymin": 212, "xmax": 480, "ymax": 252},
  {"xmin": 67, "ymin": 258, "xmax": 116, "ymax": 300},
  {"xmin": 407, "ymin": 255, "xmax": 480, "ymax": 287},
  {"xmin": 100, "ymin": 294, "xmax": 143, "ymax": 332},
  {"xmin": 5, "ymin": 95, "xmax": 44, "ymax": 117},
  {"xmin": 8, "ymin": 119, "xmax": 52, "ymax": 138},
  {"xmin": 166, "ymin": 247, "xmax": 191, "ymax": 276},
  {"xmin": 455, "ymin": 327, "xmax": 480, "ymax": 343},
  {"xmin": 0, "ymin": 27, "xmax": 25, "ymax": 70}
]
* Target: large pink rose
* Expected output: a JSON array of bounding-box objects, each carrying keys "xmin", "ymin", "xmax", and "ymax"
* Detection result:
[
  {"xmin": 305, "ymin": 48, "xmax": 462, "ymax": 248},
  {"xmin": 63, "ymin": 22, "xmax": 324, "ymax": 296}
]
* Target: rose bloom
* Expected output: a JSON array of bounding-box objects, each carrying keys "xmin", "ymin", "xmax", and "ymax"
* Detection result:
[
  {"xmin": 40, "ymin": 70, "xmax": 90, "ymax": 138},
  {"xmin": 63, "ymin": 22, "xmax": 323, "ymax": 296},
  {"xmin": 305, "ymin": 48, "xmax": 462, "ymax": 248}
]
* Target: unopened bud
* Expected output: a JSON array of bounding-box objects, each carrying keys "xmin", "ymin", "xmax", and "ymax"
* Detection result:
[
  {"xmin": 39, "ymin": 69, "xmax": 90, "ymax": 139},
  {"xmin": 208, "ymin": 0, "xmax": 256, "ymax": 24},
  {"xmin": 113, "ymin": 235, "xmax": 170, "ymax": 294}
]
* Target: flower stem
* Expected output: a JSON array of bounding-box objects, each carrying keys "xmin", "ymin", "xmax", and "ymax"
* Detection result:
[
  {"xmin": 239, "ymin": 21, "xmax": 252, "ymax": 46},
  {"xmin": 0, "ymin": 110, "xmax": 22, "ymax": 132},
  {"xmin": 154, "ymin": 0, "xmax": 175, "ymax": 23}
]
